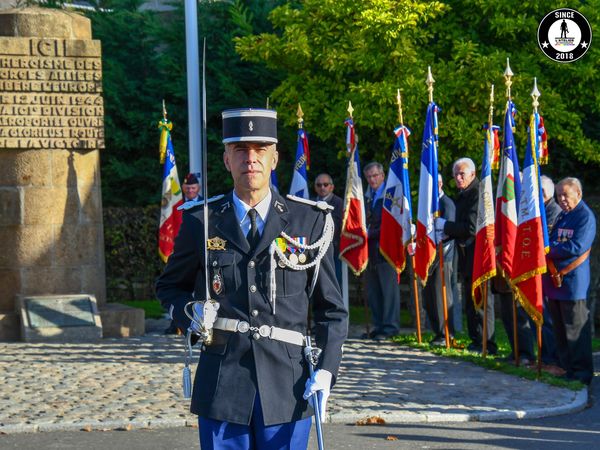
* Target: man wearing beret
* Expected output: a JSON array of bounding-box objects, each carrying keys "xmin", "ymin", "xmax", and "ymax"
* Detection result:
[
  {"xmin": 156, "ymin": 108, "xmax": 348, "ymax": 448},
  {"xmin": 543, "ymin": 177, "xmax": 596, "ymax": 384},
  {"xmin": 182, "ymin": 172, "xmax": 201, "ymax": 203}
]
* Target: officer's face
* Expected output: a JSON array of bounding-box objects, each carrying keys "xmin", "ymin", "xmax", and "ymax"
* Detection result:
[
  {"xmin": 223, "ymin": 142, "xmax": 278, "ymax": 192},
  {"xmin": 556, "ymin": 183, "xmax": 581, "ymax": 212},
  {"xmin": 453, "ymin": 164, "xmax": 475, "ymax": 190},
  {"xmin": 182, "ymin": 182, "xmax": 199, "ymax": 201}
]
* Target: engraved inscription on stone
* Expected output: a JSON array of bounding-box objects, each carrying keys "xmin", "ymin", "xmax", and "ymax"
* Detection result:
[
  {"xmin": 0, "ymin": 37, "xmax": 104, "ymax": 150},
  {"xmin": 26, "ymin": 297, "xmax": 96, "ymax": 328}
]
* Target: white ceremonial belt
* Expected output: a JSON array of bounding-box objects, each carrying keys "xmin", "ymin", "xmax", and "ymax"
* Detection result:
[{"xmin": 213, "ymin": 318, "xmax": 306, "ymax": 346}]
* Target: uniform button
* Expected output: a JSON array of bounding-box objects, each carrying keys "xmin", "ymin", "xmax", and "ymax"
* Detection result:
[
  {"xmin": 253, "ymin": 332, "xmax": 260, "ymax": 340},
  {"xmin": 201, "ymin": 345, "xmax": 206, "ymax": 351},
  {"xmin": 248, "ymin": 261, "xmax": 255, "ymax": 269},
  {"xmin": 249, "ymin": 285, "xmax": 257, "ymax": 293},
  {"xmin": 212, "ymin": 261, "xmax": 218, "ymax": 267},
  {"xmin": 251, "ymin": 309, "xmax": 259, "ymax": 317}
]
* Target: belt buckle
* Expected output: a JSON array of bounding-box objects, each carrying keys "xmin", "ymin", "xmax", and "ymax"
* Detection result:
[
  {"xmin": 258, "ymin": 325, "xmax": 271, "ymax": 338},
  {"xmin": 237, "ymin": 321, "xmax": 250, "ymax": 333}
]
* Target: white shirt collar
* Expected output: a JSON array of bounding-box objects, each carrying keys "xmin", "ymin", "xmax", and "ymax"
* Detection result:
[{"xmin": 232, "ymin": 190, "xmax": 272, "ymax": 235}]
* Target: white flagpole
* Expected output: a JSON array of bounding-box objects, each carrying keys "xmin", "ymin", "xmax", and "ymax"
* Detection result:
[{"xmin": 184, "ymin": 0, "xmax": 201, "ymax": 174}]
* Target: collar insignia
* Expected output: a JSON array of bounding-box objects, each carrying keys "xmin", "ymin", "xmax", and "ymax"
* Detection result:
[{"xmin": 274, "ymin": 200, "xmax": 287, "ymax": 213}]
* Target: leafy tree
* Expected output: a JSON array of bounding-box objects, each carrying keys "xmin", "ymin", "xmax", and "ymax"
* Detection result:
[
  {"xmin": 85, "ymin": 0, "xmax": 287, "ymax": 205},
  {"xmin": 236, "ymin": 0, "xmax": 600, "ymax": 190}
]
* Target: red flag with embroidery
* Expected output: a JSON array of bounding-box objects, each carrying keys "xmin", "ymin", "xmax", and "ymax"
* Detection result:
[
  {"xmin": 339, "ymin": 118, "xmax": 368, "ymax": 275},
  {"xmin": 510, "ymin": 114, "xmax": 546, "ymax": 325},
  {"xmin": 471, "ymin": 124, "xmax": 497, "ymax": 308}
]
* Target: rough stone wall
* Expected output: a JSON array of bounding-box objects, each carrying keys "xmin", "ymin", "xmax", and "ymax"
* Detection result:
[{"xmin": 0, "ymin": 8, "xmax": 106, "ymax": 340}]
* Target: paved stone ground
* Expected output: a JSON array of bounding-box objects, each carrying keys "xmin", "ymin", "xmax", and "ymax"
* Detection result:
[{"xmin": 0, "ymin": 323, "xmax": 587, "ymax": 434}]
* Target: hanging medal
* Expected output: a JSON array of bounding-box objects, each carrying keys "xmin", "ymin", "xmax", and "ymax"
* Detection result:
[
  {"xmin": 212, "ymin": 266, "xmax": 224, "ymax": 295},
  {"xmin": 287, "ymin": 240, "xmax": 299, "ymax": 265},
  {"xmin": 275, "ymin": 237, "xmax": 287, "ymax": 267},
  {"xmin": 297, "ymin": 236, "xmax": 307, "ymax": 263}
]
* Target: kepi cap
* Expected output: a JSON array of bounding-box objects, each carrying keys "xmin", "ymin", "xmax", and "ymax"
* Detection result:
[{"xmin": 222, "ymin": 108, "xmax": 277, "ymax": 144}]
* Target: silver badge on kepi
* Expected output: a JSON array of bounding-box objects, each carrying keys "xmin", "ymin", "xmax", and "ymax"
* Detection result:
[{"xmin": 537, "ymin": 8, "xmax": 592, "ymax": 63}]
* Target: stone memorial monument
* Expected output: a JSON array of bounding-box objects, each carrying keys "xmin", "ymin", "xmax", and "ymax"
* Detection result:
[{"xmin": 0, "ymin": 7, "xmax": 143, "ymax": 340}]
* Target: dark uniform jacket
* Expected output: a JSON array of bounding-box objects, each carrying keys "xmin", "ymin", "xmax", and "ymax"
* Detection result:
[
  {"xmin": 443, "ymin": 178, "xmax": 479, "ymax": 278},
  {"xmin": 542, "ymin": 200, "xmax": 596, "ymax": 301},
  {"xmin": 156, "ymin": 190, "xmax": 348, "ymax": 426}
]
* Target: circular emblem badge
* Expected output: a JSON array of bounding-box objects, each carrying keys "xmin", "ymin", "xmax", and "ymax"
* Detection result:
[{"xmin": 538, "ymin": 8, "xmax": 592, "ymax": 63}]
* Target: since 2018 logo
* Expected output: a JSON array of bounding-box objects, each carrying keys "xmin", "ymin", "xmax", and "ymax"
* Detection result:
[{"xmin": 537, "ymin": 8, "xmax": 592, "ymax": 63}]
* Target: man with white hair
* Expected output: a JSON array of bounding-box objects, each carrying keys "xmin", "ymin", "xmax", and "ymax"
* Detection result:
[
  {"xmin": 543, "ymin": 177, "xmax": 596, "ymax": 384},
  {"xmin": 436, "ymin": 157, "xmax": 496, "ymax": 354},
  {"xmin": 541, "ymin": 175, "xmax": 562, "ymax": 232}
]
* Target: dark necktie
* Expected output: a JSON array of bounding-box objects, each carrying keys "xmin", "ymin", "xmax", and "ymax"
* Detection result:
[{"xmin": 246, "ymin": 208, "xmax": 260, "ymax": 249}]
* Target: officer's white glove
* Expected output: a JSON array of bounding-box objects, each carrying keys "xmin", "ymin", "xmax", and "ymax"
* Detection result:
[
  {"xmin": 407, "ymin": 242, "xmax": 416, "ymax": 256},
  {"xmin": 303, "ymin": 369, "xmax": 332, "ymax": 423},
  {"xmin": 190, "ymin": 300, "xmax": 220, "ymax": 335},
  {"xmin": 410, "ymin": 223, "xmax": 416, "ymax": 238}
]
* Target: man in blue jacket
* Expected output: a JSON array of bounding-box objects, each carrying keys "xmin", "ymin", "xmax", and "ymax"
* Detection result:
[{"xmin": 543, "ymin": 177, "xmax": 596, "ymax": 384}]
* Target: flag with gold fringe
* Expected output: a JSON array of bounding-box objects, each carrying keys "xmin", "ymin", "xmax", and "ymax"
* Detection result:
[
  {"xmin": 414, "ymin": 102, "xmax": 439, "ymax": 284},
  {"xmin": 510, "ymin": 113, "xmax": 546, "ymax": 325},
  {"xmin": 380, "ymin": 125, "xmax": 413, "ymax": 274},
  {"xmin": 472, "ymin": 123, "xmax": 497, "ymax": 308},
  {"xmin": 339, "ymin": 117, "xmax": 368, "ymax": 275}
]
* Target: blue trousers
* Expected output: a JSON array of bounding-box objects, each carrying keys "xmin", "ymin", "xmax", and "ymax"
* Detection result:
[{"xmin": 198, "ymin": 394, "xmax": 312, "ymax": 449}]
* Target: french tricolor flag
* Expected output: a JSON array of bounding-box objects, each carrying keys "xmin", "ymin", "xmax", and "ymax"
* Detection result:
[
  {"xmin": 380, "ymin": 125, "xmax": 413, "ymax": 274},
  {"xmin": 415, "ymin": 103, "xmax": 439, "ymax": 284},
  {"xmin": 289, "ymin": 128, "xmax": 310, "ymax": 199},
  {"xmin": 471, "ymin": 124, "xmax": 497, "ymax": 307},
  {"xmin": 510, "ymin": 113, "xmax": 547, "ymax": 325},
  {"xmin": 339, "ymin": 118, "xmax": 368, "ymax": 275}
]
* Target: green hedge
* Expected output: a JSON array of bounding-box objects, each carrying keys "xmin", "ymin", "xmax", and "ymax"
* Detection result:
[{"xmin": 103, "ymin": 206, "xmax": 164, "ymax": 302}]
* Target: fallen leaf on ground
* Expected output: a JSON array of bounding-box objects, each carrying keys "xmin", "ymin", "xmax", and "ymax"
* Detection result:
[
  {"xmin": 386, "ymin": 436, "xmax": 399, "ymax": 441},
  {"xmin": 355, "ymin": 416, "xmax": 386, "ymax": 425}
]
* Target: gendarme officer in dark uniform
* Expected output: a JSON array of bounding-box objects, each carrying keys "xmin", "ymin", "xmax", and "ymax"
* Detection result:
[{"xmin": 156, "ymin": 108, "xmax": 348, "ymax": 448}]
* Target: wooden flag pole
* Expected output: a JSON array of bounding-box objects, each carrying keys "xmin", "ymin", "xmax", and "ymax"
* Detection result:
[
  {"xmin": 398, "ymin": 89, "xmax": 422, "ymax": 344},
  {"xmin": 426, "ymin": 68, "xmax": 449, "ymax": 348},
  {"xmin": 537, "ymin": 323, "xmax": 542, "ymax": 378}
]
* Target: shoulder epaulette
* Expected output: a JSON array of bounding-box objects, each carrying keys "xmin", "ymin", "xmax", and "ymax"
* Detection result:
[
  {"xmin": 286, "ymin": 194, "xmax": 334, "ymax": 211},
  {"xmin": 177, "ymin": 194, "xmax": 225, "ymax": 211}
]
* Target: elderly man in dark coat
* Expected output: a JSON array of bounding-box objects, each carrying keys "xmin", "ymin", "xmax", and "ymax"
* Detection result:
[{"xmin": 156, "ymin": 108, "xmax": 347, "ymax": 448}]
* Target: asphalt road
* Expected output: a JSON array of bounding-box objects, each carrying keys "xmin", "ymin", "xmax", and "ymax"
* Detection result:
[{"xmin": 2, "ymin": 358, "xmax": 598, "ymax": 450}]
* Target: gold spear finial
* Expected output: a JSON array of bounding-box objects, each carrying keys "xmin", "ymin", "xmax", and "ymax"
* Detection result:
[
  {"xmin": 488, "ymin": 84, "xmax": 495, "ymax": 128},
  {"xmin": 504, "ymin": 58, "xmax": 514, "ymax": 100},
  {"xmin": 426, "ymin": 66, "xmax": 435, "ymax": 103},
  {"xmin": 531, "ymin": 77, "xmax": 540, "ymax": 113},
  {"xmin": 162, "ymin": 99, "xmax": 167, "ymax": 121},
  {"xmin": 347, "ymin": 101, "xmax": 354, "ymax": 118},
  {"xmin": 396, "ymin": 89, "xmax": 404, "ymax": 125},
  {"xmin": 297, "ymin": 103, "xmax": 304, "ymax": 129}
]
